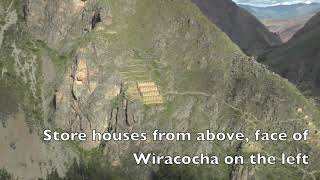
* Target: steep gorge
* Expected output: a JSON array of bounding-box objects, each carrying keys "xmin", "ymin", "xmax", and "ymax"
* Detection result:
[
  {"xmin": 259, "ymin": 12, "xmax": 320, "ymax": 99},
  {"xmin": 192, "ymin": 0, "xmax": 282, "ymax": 55}
]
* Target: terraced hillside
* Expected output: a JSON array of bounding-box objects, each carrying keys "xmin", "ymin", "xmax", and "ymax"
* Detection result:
[
  {"xmin": 0, "ymin": 0, "xmax": 320, "ymax": 179},
  {"xmin": 119, "ymin": 54, "xmax": 164, "ymax": 105}
]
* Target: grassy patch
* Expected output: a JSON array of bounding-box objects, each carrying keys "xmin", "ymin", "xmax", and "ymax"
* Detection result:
[
  {"xmin": 0, "ymin": 168, "xmax": 12, "ymax": 180},
  {"xmin": 46, "ymin": 147, "xmax": 127, "ymax": 180}
]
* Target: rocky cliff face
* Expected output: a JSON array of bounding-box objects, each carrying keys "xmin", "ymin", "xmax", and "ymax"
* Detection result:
[
  {"xmin": 0, "ymin": 0, "xmax": 79, "ymax": 179},
  {"xmin": 259, "ymin": 12, "xmax": 320, "ymax": 98},
  {"xmin": 192, "ymin": 0, "xmax": 282, "ymax": 55},
  {"xmin": 25, "ymin": 0, "xmax": 107, "ymax": 50},
  {"xmin": 1, "ymin": 0, "xmax": 320, "ymax": 180}
]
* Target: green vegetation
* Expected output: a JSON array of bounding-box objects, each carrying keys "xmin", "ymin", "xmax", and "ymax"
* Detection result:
[
  {"xmin": 0, "ymin": 0, "xmax": 70, "ymax": 130},
  {"xmin": 154, "ymin": 164, "xmax": 230, "ymax": 180},
  {"xmin": 0, "ymin": 169, "xmax": 12, "ymax": 180},
  {"xmin": 46, "ymin": 148, "xmax": 127, "ymax": 180},
  {"xmin": 0, "ymin": 19, "xmax": 43, "ymax": 130}
]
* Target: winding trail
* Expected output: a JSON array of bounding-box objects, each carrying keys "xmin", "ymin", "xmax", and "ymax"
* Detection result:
[{"xmin": 162, "ymin": 91, "xmax": 212, "ymax": 97}]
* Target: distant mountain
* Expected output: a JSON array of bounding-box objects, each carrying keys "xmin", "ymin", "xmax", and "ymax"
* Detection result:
[
  {"xmin": 240, "ymin": 2, "xmax": 320, "ymax": 20},
  {"xmin": 262, "ymin": 16, "xmax": 311, "ymax": 42},
  {"xmin": 259, "ymin": 12, "xmax": 320, "ymax": 97},
  {"xmin": 193, "ymin": 0, "xmax": 281, "ymax": 55}
]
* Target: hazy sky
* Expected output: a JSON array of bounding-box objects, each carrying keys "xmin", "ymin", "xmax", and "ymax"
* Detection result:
[{"xmin": 232, "ymin": 0, "xmax": 320, "ymax": 6}]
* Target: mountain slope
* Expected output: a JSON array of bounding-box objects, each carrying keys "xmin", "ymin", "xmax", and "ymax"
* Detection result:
[
  {"xmin": 259, "ymin": 12, "xmax": 320, "ymax": 97},
  {"xmin": 240, "ymin": 3, "xmax": 320, "ymax": 42},
  {"xmin": 262, "ymin": 16, "xmax": 311, "ymax": 42},
  {"xmin": 192, "ymin": 0, "xmax": 281, "ymax": 55},
  {"xmin": 1, "ymin": 0, "xmax": 320, "ymax": 179},
  {"xmin": 240, "ymin": 3, "xmax": 320, "ymax": 20}
]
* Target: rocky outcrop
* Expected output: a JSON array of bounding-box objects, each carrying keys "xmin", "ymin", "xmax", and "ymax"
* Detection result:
[
  {"xmin": 231, "ymin": 166, "xmax": 255, "ymax": 180},
  {"xmin": 25, "ymin": 0, "xmax": 112, "ymax": 50}
]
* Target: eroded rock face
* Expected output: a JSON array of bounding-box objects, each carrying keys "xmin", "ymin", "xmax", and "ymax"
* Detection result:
[
  {"xmin": 231, "ymin": 166, "xmax": 255, "ymax": 180},
  {"xmin": 25, "ymin": 0, "xmax": 111, "ymax": 49},
  {"xmin": 51, "ymin": 1, "xmax": 320, "ymax": 179},
  {"xmin": 54, "ymin": 46, "xmax": 125, "ymax": 149}
]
